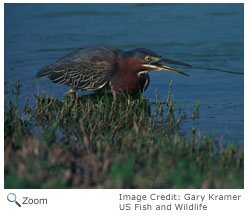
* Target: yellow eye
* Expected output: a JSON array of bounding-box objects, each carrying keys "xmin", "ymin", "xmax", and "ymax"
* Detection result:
[{"xmin": 145, "ymin": 56, "xmax": 151, "ymax": 62}]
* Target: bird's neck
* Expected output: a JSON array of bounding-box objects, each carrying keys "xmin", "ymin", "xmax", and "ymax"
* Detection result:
[
  {"xmin": 108, "ymin": 54, "xmax": 148, "ymax": 94},
  {"xmin": 117, "ymin": 55, "xmax": 145, "ymax": 75}
]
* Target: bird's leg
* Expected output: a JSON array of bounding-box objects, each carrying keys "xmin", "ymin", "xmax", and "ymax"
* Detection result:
[
  {"xmin": 109, "ymin": 82, "xmax": 117, "ymax": 101},
  {"xmin": 69, "ymin": 88, "xmax": 76, "ymax": 94}
]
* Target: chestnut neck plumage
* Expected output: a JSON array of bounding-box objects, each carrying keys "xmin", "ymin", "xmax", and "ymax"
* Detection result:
[{"xmin": 109, "ymin": 54, "xmax": 150, "ymax": 94}]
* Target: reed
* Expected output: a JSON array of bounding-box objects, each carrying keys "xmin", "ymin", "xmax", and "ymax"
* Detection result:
[{"xmin": 4, "ymin": 80, "xmax": 243, "ymax": 189}]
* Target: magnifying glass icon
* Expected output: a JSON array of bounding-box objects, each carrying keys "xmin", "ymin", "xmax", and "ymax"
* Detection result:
[{"xmin": 7, "ymin": 193, "xmax": 21, "ymax": 207}]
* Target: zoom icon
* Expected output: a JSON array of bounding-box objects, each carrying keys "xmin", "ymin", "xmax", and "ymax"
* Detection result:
[{"xmin": 7, "ymin": 193, "xmax": 21, "ymax": 207}]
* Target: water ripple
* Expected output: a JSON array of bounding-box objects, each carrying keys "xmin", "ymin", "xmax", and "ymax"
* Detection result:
[
  {"xmin": 191, "ymin": 67, "xmax": 243, "ymax": 75},
  {"xmin": 34, "ymin": 10, "xmax": 128, "ymax": 19}
]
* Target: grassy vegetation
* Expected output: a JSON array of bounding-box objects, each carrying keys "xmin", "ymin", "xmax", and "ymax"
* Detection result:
[{"xmin": 4, "ymin": 80, "xmax": 244, "ymax": 189}]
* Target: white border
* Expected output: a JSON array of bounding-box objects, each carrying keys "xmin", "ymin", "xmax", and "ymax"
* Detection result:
[
  {"xmin": 0, "ymin": 0, "xmax": 246, "ymax": 3},
  {"xmin": 1, "ymin": 1, "xmax": 248, "ymax": 216}
]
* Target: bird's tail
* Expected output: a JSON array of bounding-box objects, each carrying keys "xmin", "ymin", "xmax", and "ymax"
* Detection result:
[{"xmin": 36, "ymin": 67, "xmax": 51, "ymax": 79}]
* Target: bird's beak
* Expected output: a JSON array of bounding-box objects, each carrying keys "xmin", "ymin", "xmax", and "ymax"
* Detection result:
[{"xmin": 143, "ymin": 57, "xmax": 191, "ymax": 76}]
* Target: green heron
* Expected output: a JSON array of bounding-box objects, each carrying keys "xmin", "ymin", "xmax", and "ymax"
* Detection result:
[{"xmin": 36, "ymin": 46, "xmax": 191, "ymax": 94}]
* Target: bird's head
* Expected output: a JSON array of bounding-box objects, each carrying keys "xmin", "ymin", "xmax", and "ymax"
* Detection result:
[{"xmin": 125, "ymin": 48, "xmax": 191, "ymax": 76}]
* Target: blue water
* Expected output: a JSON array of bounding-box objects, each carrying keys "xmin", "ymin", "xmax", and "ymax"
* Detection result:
[{"xmin": 4, "ymin": 3, "xmax": 244, "ymax": 143}]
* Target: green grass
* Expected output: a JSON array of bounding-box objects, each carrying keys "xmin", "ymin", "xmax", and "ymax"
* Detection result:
[{"xmin": 4, "ymin": 81, "xmax": 244, "ymax": 189}]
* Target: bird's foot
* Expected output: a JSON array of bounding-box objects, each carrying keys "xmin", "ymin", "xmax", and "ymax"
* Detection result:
[{"xmin": 69, "ymin": 88, "xmax": 76, "ymax": 94}]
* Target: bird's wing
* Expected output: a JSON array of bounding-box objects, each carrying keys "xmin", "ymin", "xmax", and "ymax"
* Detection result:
[{"xmin": 37, "ymin": 46, "xmax": 121, "ymax": 91}]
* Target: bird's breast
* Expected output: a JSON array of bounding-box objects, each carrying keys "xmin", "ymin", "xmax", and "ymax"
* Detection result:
[{"xmin": 109, "ymin": 55, "xmax": 150, "ymax": 94}]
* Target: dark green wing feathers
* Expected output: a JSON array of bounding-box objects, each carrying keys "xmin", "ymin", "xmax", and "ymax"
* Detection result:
[{"xmin": 36, "ymin": 46, "xmax": 120, "ymax": 91}]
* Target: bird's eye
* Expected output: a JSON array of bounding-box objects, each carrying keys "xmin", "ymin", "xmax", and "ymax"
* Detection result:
[{"xmin": 145, "ymin": 56, "xmax": 151, "ymax": 62}]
